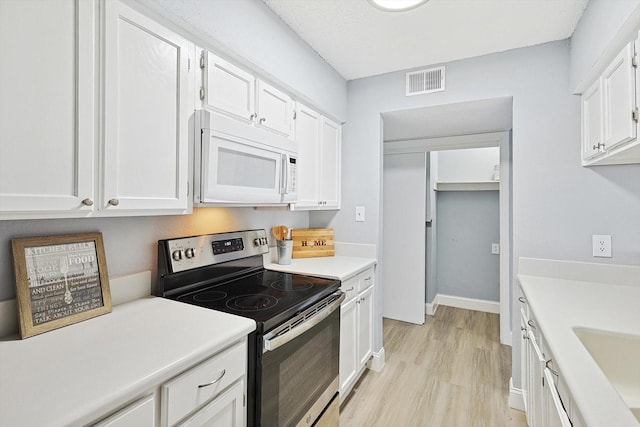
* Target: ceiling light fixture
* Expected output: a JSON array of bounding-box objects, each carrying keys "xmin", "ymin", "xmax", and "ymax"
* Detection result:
[{"xmin": 367, "ymin": 0, "xmax": 429, "ymax": 12}]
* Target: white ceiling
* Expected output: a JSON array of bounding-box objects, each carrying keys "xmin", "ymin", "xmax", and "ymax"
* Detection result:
[{"xmin": 263, "ymin": 0, "xmax": 589, "ymax": 81}]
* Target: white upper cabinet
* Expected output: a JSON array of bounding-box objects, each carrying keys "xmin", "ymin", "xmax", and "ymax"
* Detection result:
[
  {"xmin": 291, "ymin": 104, "xmax": 341, "ymax": 211},
  {"xmin": 581, "ymin": 39, "xmax": 640, "ymax": 166},
  {"xmin": 256, "ymin": 80, "xmax": 294, "ymax": 136},
  {"xmin": 102, "ymin": 0, "xmax": 191, "ymax": 213},
  {"xmin": 0, "ymin": 0, "xmax": 97, "ymax": 216},
  {"xmin": 602, "ymin": 42, "xmax": 637, "ymax": 151},
  {"xmin": 202, "ymin": 52, "xmax": 255, "ymax": 123},
  {"xmin": 581, "ymin": 79, "xmax": 603, "ymax": 161},
  {"xmin": 319, "ymin": 117, "xmax": 341, "ymax": 209},
  {"xmin": 201, "ymin": 51, "xmax": 294, "ymax": 138},
  {"xmin": 293, "ymin": 104, "xmax": 321, "ymax": 208},
  {"xmin": 0, "ymin": 0, "xmax": 192, "ymax": 219}
]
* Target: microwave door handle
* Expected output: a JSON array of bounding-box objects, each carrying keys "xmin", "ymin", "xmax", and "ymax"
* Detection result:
[
  {"xmin": 263, "ymin": 291, "xmax": 345, "ymax": 353},
  {"xmin": 280, "ymin": 154, "xmax": 288, "ymax": 195}
]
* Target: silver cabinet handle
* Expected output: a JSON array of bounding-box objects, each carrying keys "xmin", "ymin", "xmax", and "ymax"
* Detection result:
[
  {"xmin": 527, "ymin": 320, "xmax": 536, "ymax": 330},
  {"xmin": 345, "ymin": 287, "xmax": 354, "ymax": 292},
  {"xmin": 518, "ymin": 296, "xmax": 526, "ymax": 304},
  {"xmin": 593, "ymin": 142, "xmax": 605, "ymax": 150},
  {"xmin": 259, "ymin": 117, "xmax": 266, "ymax": 124},
  {"xmin": 198, "ymin": 369, "xmax": 226, "ymax": 388},
  {"xmin": 249, "ymin": 113, "xmax": 257, "ymax": 121},
  {"xmin": 545, "ymin": 359, "xmax": 559, "ymax": 376},
  {"xmin": 108, "ymin": 199, "xmax": 119, "ymax": 206},
  {"xmin": 81, "ymin": 198, "xmax": 94, "ymax": 206}
]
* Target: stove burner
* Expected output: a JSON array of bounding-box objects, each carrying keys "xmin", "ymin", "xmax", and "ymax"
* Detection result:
[
  {"xmin": 270, "ymin": 279, "xmax": 314, "ymax": 291},
  {"xmin": 192, "ymin": 290, "xmax": 227, "ymax": 302},
  {"xmin": 226, "ymin": 294, "xmax": 279, "ymax": 312}
]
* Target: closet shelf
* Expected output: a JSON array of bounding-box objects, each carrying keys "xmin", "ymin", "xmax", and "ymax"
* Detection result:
[{"xmin": 434, "ymin": 181, "xmax": 499, "ymax": 191}]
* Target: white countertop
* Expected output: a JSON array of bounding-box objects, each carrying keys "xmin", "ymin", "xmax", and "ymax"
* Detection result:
[
  {"xmin": 518, "ymin": 258, "xmax": 640, "ymax": 427},
  {"xmin": 265, "ymin": 255, "xmax": 376, "ymax": 281},
  {"xmin": 0, "ymin": 297, "xmax": 255, "ymax": 427}
]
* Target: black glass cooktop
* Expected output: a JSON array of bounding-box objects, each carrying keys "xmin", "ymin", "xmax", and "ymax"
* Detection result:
[{"xmin": 175, "ymin": 269, "xmax": 340, "ymax": 332}]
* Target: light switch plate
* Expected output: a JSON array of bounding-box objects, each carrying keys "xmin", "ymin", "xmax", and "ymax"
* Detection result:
[
  {"xmin": 355, "ymin": 206, "xmax": 365, "ymax": 222},
  {"xmin": 491, "ymin": 243, "xmax": 500, "ymax": 255}
]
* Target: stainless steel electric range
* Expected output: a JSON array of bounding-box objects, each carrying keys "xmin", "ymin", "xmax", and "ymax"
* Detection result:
[{"xmin": 156, "ymin": 229, "xmax": 343, "ymax": 427}]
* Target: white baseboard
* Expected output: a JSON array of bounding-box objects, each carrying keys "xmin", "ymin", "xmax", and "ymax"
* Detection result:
[
  {"xmin": 368, "ymin": 347, "xmax": 385, "ymax": 372},
  {"xmin": 509, "ymin": 377, "xmax": 526, "ymax": 412},
  {"xmin": 425, "ymin": 301, "xmax": 438, "ymax": 316},
  {"xmin": 427, "ymin": 293, "xmax": 500, "ymax": 315}
]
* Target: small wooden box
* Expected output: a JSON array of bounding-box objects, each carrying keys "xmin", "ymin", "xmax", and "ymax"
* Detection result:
[{"xmin": 291, "ymin": 228, "xmax": 335, "ymax": 258}]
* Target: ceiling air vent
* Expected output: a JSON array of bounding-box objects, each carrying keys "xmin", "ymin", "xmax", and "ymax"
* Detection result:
[{"xmin": 406, "ymin": 66, "xmax": 445, "ymax": 96}]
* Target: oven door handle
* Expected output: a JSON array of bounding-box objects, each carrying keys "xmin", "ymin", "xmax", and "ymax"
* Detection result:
[{"xmin": 263, "ymin": 291, "xmax": 345, "ymax": 353}]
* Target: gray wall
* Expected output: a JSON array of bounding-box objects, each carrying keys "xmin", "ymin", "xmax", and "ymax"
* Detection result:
[
  {"xmin": 315, "ymin": 39, "xmax": 640, "ymax": 389},
  {"xmin": 0, "ymin": 208, "xmax": 309, "ymax": 300},
  {"xmin": 435, "ymin": 191, "xmax": 500, "ymax": 301}
]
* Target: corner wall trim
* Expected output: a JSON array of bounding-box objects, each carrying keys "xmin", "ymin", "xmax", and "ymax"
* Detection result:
[
  {"xmin": 426, "ymin": 293, "xmax": 500, "ymax": 315},
  {"xmin": 509, "ymin": 378, "xmax": 526, "ymax": 412},
  {"xmin": 368, "ymin": 347, "xmax": 385, "ymax": 372}
]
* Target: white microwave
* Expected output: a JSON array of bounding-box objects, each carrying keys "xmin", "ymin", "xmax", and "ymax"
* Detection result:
[{"xmin": 194, "ymin": 110, "xmax": 298, "ymax": 205}]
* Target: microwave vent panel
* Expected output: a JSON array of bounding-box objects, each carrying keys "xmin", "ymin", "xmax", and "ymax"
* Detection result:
[{"xmin": 406, "ymin": 66, "xmax": 445, "ymax": 96}]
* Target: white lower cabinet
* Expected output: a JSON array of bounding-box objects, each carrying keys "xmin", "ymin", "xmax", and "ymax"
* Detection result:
[
  {"xmin": 519, "ymin": 294, "xmax": 577, "ymax": 427},
  {"xmin": 93, "ymin": 395, "xmax": 157, "ymax": 427},
  {"xmin": 92, "ymin": 340, "xmax": 247, "ymax": 427},
  {"xmin": 178, "ymin": 381, "xmax": 245, "ymax": 427},
  {"xmin": 339, "ymin": 268, "xmax": 374, "ymax": 402}
]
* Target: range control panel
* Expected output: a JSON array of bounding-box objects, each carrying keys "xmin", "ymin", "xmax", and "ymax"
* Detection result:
[{"xmin": 165, "ymin": 229, "xmax": 269, "ymax": 273}]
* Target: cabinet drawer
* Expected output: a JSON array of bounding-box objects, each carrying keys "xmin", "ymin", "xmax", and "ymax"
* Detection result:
[
  {"xmin": 358, "ymin": 268, "xmax": 374, "ymax": 292},
  {"xmin": 93, "ymin": 394, "xmax": 156, "ymax": 427},
  {"xmin": 341, "ymin": 275, "xmax": 358, "ymax": 303},
  {"xmin": 161, "ymin": 341, "xmax": 247, "ymax": 426}
]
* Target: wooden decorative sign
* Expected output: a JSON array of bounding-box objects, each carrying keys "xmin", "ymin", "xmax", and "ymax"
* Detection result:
[
  {"xmin": 291, "ymin": 228, "xmax": 335, "ymax": 258},
  {"xmin": 11, "ymin": 232, "xmax": 112, "ymax": 339}
]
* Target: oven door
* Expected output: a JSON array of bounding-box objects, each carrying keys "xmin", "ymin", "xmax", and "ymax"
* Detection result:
[{"xmin": 259, "ymin": 292, "xmax": 344, "ymax": 427}]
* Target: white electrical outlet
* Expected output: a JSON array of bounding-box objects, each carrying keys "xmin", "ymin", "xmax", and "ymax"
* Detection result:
[
  {"xmin": 592, "ymin": 235, "xmax": 612, "ymax": 258},
  {"xmin": 355, "ymin": 206, "xmax": 365, "ymax": 222},
  {"xmin": 491, "ymin": 243, "xmax": 500, "ymax": 255}
]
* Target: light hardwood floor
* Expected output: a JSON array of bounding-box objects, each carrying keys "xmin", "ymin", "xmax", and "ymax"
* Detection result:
[{"xmin": 339, "ymin": 306, "xmax": 528, "ymax": 427}]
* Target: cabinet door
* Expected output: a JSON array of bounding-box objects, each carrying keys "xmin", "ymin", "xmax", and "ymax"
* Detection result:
[
  {"xmin": 0, "ymin": 0, "xmax": 96, "ymax": 215},
  {"xmin": 543, "ymin": 369, "xmax": 572, "ymax": 427},
  {"xmin": 178, "ymin": 380, "xmax": 245, "ymax": 427},
  {"xmin": 203, "ymin": 52, "xmax": 255, "ymax": 123},
  {"xmin": 528, "ymin": 330, "xmax": 545, "ymax": 427},
  {"xmin": 602, "ymin": 42, "xmax": 637, "ymax": 151},
  {"xmin": 520, "ymin": 310, "xmax": 529, "ymax": 416},
  {"xmin": 103, "ymin": 0, "xmax": 190, "ymax": 213},
  {"xmin": 319, "ymin": 117, "xmax": 341, "ymax": 209},
  {"xmin": 581, "ymin": 79, "xmax": 603, "ymax": 161},
  {"xmin": 357, "ymin": 286, "xmax": 374, "ymax": 368},
  {"xmin": 293, "ymin": 104, "xmax": 321, "ymax": 209},
  {"xmin": 93, "ymin": 395, "xmax": 156, "ymax": 427},
  {"xmin": 256, "ymin": 80, "xmax": 294, "ymax": 137},
  {"xmin": 339, "ymin": 297, "xmax": 358, "ymax": 401}
]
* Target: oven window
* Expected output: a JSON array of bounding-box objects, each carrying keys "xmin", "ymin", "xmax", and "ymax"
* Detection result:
[{"xmin": 261, "ymin": 308, "xmax": 340, "ymax": 427}]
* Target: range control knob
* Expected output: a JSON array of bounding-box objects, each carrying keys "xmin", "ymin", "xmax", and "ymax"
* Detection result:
[
  {"xmin": 254, "ymin": 237, "xmax": 268, "ymax": 246},
  {"xmin": 185, "ymin": 248, "xmax": 196, "ymax": 259},
  {"xmin": 172, "ymin": 250, "xmax": 183, "ymax": 261}
]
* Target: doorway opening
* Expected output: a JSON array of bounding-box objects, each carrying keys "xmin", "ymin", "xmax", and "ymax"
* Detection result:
[{"xmin": 381, "ymin": 97, "xmax": 513, "ymax": 345}]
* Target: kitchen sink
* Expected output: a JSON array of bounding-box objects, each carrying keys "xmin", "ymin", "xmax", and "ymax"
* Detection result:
[{"xmin": 573, "ymin": 327, "xmax": 640, "ymax": 422}]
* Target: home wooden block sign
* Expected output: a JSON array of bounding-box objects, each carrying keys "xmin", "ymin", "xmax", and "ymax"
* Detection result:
[{"xmin": 291, "ymin": 228, "xmax": 335, "ymax": 258}]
